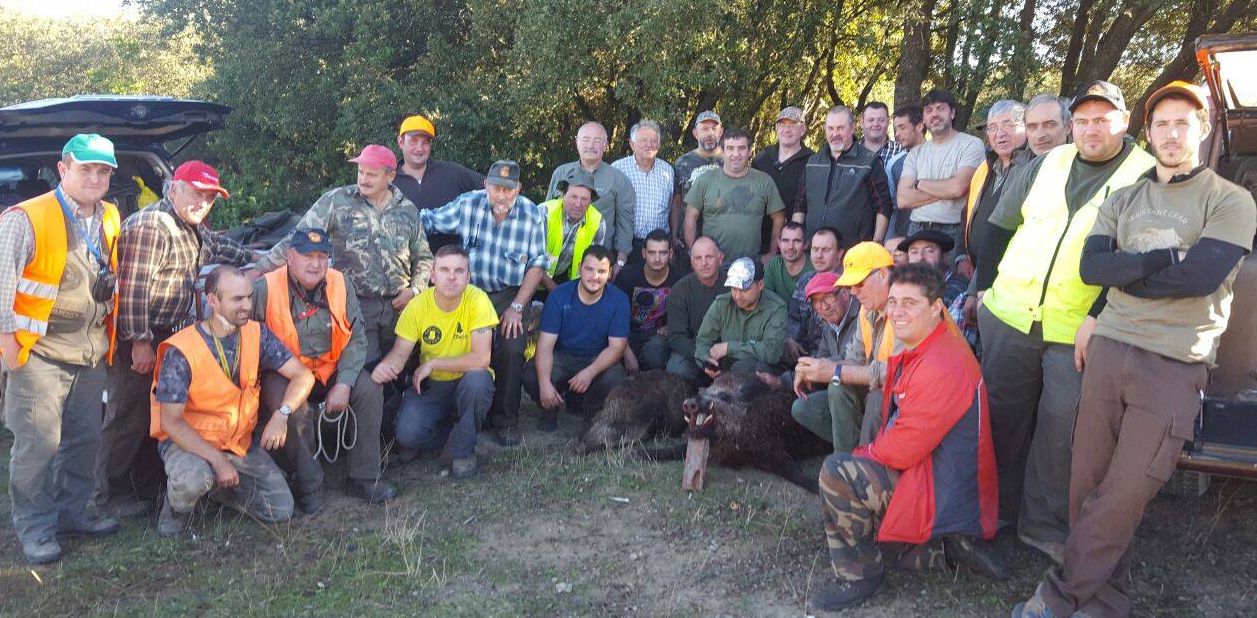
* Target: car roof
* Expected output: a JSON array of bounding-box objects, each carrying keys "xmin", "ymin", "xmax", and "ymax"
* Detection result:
[{"xmin": 0, "ymin": 95, "xmax": 231, "ymax": 145}]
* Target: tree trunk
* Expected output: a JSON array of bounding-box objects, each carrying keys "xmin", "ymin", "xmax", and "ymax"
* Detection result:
[
  {"xmin": 894, "ymin": 0, "xmax": 937, "ymax": 109},
  {"xmin": 1005, "ymin": 0, "xmax": 1039, "ymax": 98},
  {"xmin": 1082, "ymin": 0, "xmax": 1162, "ymax": 83},
  {"xmin": 1060, "ymin": 0, "xmax": 1097, "ymax": 96}
]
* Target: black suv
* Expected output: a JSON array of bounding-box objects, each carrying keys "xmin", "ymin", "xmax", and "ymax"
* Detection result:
[{"xmin": 0, "ymin": 95, "xmax": 230, "ymax": 216}]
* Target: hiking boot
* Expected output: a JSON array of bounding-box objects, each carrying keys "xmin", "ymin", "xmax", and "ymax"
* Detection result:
[
  {"xmin": 345, "ymin": 478, "xmax": 397, "ymax": 505},
  {"xmin": 538, "ymin": 410, "xmax": 558, "ymax": 432},
  {"xmin": 158, "ymin": 499, "xmax": 189, "ymax": 538},
  {"xmin": 22, "ymin": 536, "xmax": 62, "ymax": 565},
  {"xmin": 494, "ymin": 426, "xmax": 521, "ymax": 447},
  {"xmin": 1011, "ymin": 584, "xmax": 1057, "ymax": 618},
  {"xmin": 451, "ymin": 457, "xmax": 478, "ymax": 480},
  {"xmin": 58, "ymin": 511, "xmax": 121, "ymax": 538},
  {"xmin": 944, "ymin": 534, "xmax": 1010, "ymax": 580},
  {"xmin": 296, "ymin": 489, "xmax": 329, "ymax": 516},
  {"xmin": 811, "ymin": 573, "xmax": 883, "ymax": 612},
  {"xmin": 1018, "ymin": 531, "xmax": 1065, "ymax": 565}
]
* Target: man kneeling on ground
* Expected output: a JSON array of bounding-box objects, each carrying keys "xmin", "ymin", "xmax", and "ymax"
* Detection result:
[
  {"xmin": 151, "ymin": 266, "xmax": 315, "ymax": 537},
  {"xmin": 373, "ymin": 245, "xmax": 498, "ymax": 479},
  {"xmin": 525, "ymin": 245, "xmax": 630, "ymax": 431},
  {"xmin": 812, "ymin": 263, "xmax": 1003, "ymax": 612}
]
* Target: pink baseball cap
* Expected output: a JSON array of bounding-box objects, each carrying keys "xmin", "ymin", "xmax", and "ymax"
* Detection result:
[
  {"xmin": 805, "ymin": 271, "xmax": 841, "ymax": 298},
  {"xmin": 172, "ymin": 160, "xmax": 229, "ymax": 198},
  {"xmin": 348, "ymin": 144, "xmax": 398, "ymax": 170}
]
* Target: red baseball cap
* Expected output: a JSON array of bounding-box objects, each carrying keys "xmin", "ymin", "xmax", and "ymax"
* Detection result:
[
  {"xmin": 348, "ymin": 144, "xmax": 398, "ymax": 170},
  {"xmin": 173, "ymin": 160, "xmax": 229, "ymax": 198}
]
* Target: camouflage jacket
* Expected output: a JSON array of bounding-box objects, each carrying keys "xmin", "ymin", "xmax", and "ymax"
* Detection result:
[{"xmin": 256, "ymin": 185, "xmax": 433, "ymax": 298}]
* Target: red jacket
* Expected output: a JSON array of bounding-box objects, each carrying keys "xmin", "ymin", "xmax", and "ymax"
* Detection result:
[{"xmin": 853, "ymin": 319, "xmax": 998, "ymax": 544}]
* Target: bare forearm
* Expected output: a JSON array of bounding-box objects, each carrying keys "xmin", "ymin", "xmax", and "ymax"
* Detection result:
[
  {"xmin": 427, "ymin": 350, "xmax": 491, "ymax": 374},
  {"xmin": 515, "ymin": 267, "xmax": 544, "ymax": 306},
  {"xmin": 161, "ymin": 411, "xmax": 228, "ymax": 465},
  {"xmin": 586, "ymin": 340, "xmax": 626, "ymax": 375},
  {"xmin": 873, "ymin": 214, "xmax": 888, "ymax": 243},
  {"xmin": 917, "ymin": 177, "xmax": 968, "ymax": 200}
]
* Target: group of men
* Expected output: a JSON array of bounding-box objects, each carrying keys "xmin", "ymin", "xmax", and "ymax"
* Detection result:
[{"xmin": 2, "ymin": 80, "xmax": 1253, "ymax": 618}]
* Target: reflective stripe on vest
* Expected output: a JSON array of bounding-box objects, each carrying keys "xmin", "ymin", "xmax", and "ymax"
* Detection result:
[
  {"xmin": 543, "ymin": 198, "xmax": 602, "ymax": 280},
  {"xmin": 150, "ymin": 321, "xmax": 262, "ymax": 457},
  {"xmin": 859, "ymin": 308, "xmax": 895, "ymax": 362},
  {"xmin": 263, "ymin": 266, "xmax": 352, "ymax": 384},
  {"xmin": 964, "ymin": 161, "xmax": 991, "ymax": 251},
  {"xmin": 984, "ymin": 144, "xmax": 1155, "ymax": 343},
  {"xmin": 8, "ymin": 191, "xmax": 120, "ymax": 369}
]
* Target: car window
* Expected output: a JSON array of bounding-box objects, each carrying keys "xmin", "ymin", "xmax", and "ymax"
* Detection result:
[{"xmin": 1216, "ymin": 50, "xmax": 1257, "ymax": 109}]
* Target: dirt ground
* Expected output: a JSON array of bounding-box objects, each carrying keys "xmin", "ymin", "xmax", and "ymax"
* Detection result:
[{"xmin": 1, "ymin": 407, "xmax": 1255, "ymax": 617}]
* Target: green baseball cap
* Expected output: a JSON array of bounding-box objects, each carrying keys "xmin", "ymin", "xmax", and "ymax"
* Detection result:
[{"xmin": 61, "ymin": 133, "xmax": 118, "ymax": 168}]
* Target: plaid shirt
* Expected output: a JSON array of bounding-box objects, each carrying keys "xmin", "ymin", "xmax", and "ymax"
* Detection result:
[
  {"xmin": 875, "ymin": 140, "xmax": 904, "ymax": 168},
  {"xmin": 421, "ymin": 190, "xmax": 549, "ymax": 292},
  {"xmin": 117, "ymin": 198, "xmax": 253, "ymax": 341},
  {"xmin": 611, "ymin": 155, "xmax": 675, "ymax": 238}
]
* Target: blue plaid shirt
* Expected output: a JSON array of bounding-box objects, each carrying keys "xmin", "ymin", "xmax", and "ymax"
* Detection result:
[
  {"xmin": 611, "ymin": 155, "xmax": 675, "ymax": 238},
  {"xmin": 420, "ymin": 190, "xmax": 549, "ymax": 292}
]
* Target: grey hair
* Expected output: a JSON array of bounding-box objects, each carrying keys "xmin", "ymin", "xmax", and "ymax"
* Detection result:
[
  {"xmin": 986, "ymin": 99, "xmax": 1027, "ymax": 124},
  {"xmin": 825, "ymin": 105, "xmax": 855, "ymax": 125},
  {"xmin": 629, "ymin": 119, "xmax": 663, "ymax": 143},
  {"xmin": 1026, "ymin": 94, "xmax": 1071, "ymax": 124}
]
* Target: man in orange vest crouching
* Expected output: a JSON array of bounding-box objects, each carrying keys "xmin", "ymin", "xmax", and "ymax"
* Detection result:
[
  {"xmin": 251, "ymin": 229, "xmax": 396, "ymax": 511},
  {"xmin": 151, "ymin": 266, "xmax": 315, "ymax": 537},
  {"xmin": 1, "ymin": 134, "xmax": 124, "ymax": 564}
]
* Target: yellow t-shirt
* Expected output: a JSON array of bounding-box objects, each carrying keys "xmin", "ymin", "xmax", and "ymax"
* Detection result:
[{"xmin": 395, "ymin": 285, "xmax": 500, "ymax": 381}]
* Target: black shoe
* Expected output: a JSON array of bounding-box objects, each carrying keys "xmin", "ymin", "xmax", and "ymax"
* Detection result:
[
  {"xmin": 537, "ymin": 411, "xmax": 558, "ymax": 432},
  {"xmin": 494, "ymin": 426, "xmax": 521, "ymax": 446},
  {"xmin": 345, "ymin": 478, "xmax": 397, "ymax": 505},
  {"xmin": 58, "ymin": 511, "xmax": 121, "ymax": 538},
  {"xmin": 944, "ymin": 534, "xmax": 1010, "ymax": 580},
  {"xmin": 811, "ymin": 574, "xmax": 883, "ymax": 612},
  {"xmin": 22, "ymin": 536, "xmax": 62, "ymax": 565},
  {"xmin": 296, "ymin": 490, "xmax": 329, "ymax": 516}
]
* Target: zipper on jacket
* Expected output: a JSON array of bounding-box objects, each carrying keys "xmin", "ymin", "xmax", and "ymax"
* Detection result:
[{"xmin": 1036, "ymin": 186, "xmax": 1110, "ymax": 310}]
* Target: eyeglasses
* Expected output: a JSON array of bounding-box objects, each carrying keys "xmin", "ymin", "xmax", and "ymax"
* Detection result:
[{"xmin": 985, "ymin": 121, "xmax": 1024, "ymax": 135}]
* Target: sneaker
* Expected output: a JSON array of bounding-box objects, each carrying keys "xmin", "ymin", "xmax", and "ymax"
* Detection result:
[
  {"xmin": 494, "ymin": 426, "xmax": 521, "ymax": 447},
  {"xmin": 451, "ymin": 457, "xmax": 478, "ymax": 479},
  {"xmin": 811, "ymin": 573, "xmax": 883, "ymax": 612},
  {"xmin": 22, "ymin": 536, "xmax": 62, "ymax": 565},
  {"xmin": 345, "ymin": 478, "xmax": 397, "ymax": 505},
  {"xmin": 1018, "ymin": 532, "xmax": 1065, "ymax": 565},
  {"xmin": 296, "ymin": 489, "xmax": 329, "ymax": 516},
  {"xmin": 58, "ymin": 511, "xmax": 121, "ymax": 538},
  {"xmin": 537, "ymin": 411, "xmax": 558, "ymax": 432},
  {"xmin": 158, "ymin": 499, "xmax": 189, "ymax": 538},
  {"xmin": 944, "ymin": 534, "xmax": 1010, "ymax": 580}
]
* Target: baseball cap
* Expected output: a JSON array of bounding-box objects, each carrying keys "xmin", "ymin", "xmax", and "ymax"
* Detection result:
[
  {"xmin": 834, "ymin": 242, "xmax": 894, "ymax": 287},
  {"xmin": 1144, "ymin": 80, "xmax": 1209, "ymax": 123},
  {"xmin": 1070, "ymin": 80, "xmax": 1126, "ymax": 112},
  {"xmin": 897, "ymin": 229, "xmax": 954, "ymax": 254},
  {"xmin": 805, "ymin": 271, "xmax": 841, "ymax": 299},
  {"xmin": 776, "ymin": 106, "xmax": 805, "ymax": 124},
  {"xmin": 172, "ymin": 160, "xmax": 230, "ymax": 198},
  {"xmin": 398, "ymin": 114, "xmax": 436, "ymax": 138},
  {"xmin": 696, "ymin": 110, "xmax": 722, "ymax": 125},
  {"xmin": 62, "ymin": 133, "xmax": 117, "ymax": 168},
  {"xmin": 290, "ymin": 228, "xmax": 333, "ymax": 255},
  {"xmin": 723, "ymin": 256, "xmax": 764, "ymax": 290},
  {"xmin": 348, "ymin": 144, "xmax": 398, "ymax": 170},
  {"xmin": 485, "ymin": 160, "xmax": 521, "ymax": 189},
  {"xmin": 556, "ymin": 168, "xmax": 600, "ymax": 201}
]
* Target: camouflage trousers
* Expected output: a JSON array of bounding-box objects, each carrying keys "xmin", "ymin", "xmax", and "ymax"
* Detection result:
[
  {"xmin": 820, "ymin": 452, "xmax": 900, "ymax": 581},
  {"xmin": 159, "ymin": 440, "xmax": 294, "ymax": 523}
]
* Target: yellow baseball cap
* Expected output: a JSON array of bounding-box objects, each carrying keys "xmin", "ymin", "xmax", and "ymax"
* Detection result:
[
  {"xmin": 834, "ymin": 242, "xmax": 895, "ymax": 287},
  {"xmin": 398, "ymin": 114, "xmax": 436, "ymax": 138}
]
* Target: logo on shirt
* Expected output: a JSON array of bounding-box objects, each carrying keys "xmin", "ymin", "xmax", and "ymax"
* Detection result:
[{"xmin": 422, "ymin": 326, "xmax": 443, "ymax": 345}]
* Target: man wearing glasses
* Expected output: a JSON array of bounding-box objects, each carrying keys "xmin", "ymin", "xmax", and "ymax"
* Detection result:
[{"xmin": 546, "ymin": 122, "xmax": 637, "ymax": 275}]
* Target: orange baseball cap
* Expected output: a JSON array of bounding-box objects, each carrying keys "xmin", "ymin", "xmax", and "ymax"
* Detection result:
[
  {"xmin": 834, "ymin": 242, "xmax": 894, "ymax": 287},
  {"xmin": 1144, "ymin": 80, "xmax": 1210, "ymax": 123},
  {"xmin": 398, "ymin": 114, "xmax": 436, "ymax": 138}
]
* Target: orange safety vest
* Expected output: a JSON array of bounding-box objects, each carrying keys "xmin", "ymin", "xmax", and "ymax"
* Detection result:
[
  {"xmin": 150, "ymin": 321, "xmax": 262, "ymax": 457},
  {"xmin": 9, "ymin": 190, "xmax": 120, "ymax": 369},
  {"xmin": 963, "ymin": 160, "xmax": 991, "ymax": 253},
  {"xmin": 859, "ymin": 308, "xmax": 895, "ymax": 363},
  {"xmin": 263, "ymin": 267, "xmax": 352, "ymax": 384}
]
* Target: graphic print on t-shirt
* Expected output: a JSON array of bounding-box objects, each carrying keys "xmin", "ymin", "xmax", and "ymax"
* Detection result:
[{"xmin": 631, "ymin": 286, "xmax": 672, "ymax": 332}]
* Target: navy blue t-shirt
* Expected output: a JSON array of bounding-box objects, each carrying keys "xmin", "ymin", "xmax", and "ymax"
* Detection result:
[{"xmin": 539, "ymin": 281, "xmax": 630, "ymax": 358}]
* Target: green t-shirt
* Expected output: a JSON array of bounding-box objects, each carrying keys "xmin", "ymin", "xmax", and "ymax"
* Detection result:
[
  {"xmin": 1091, "ymin": 169, "xmax": 1256, "ymax": 364},
  {"xmin": 763, "ymin": 254, "xmax": 812, "ymax": 302},
  {"xmin": 685, "ymin": 168, "xmax": 785, "ymax": 260}
]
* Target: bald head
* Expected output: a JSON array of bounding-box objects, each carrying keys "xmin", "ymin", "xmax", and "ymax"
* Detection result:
[{"xmin": 689, "ymin": 236, "xmax": 724, "ymax": 284}]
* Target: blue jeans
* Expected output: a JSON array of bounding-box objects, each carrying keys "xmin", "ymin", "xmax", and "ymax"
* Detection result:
[{"xmin": 395, "ymin": 370, "xmax": 495, "ymax": 459}]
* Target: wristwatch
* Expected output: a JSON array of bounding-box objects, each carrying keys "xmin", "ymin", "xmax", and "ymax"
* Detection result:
[
  {"xmin": 616, "ymin": 259, "xmax": 626, "ymax": 268},
  {"xmin": 830, "ymin": 365, "xmax": 843, "ymax": 387},
  {"xmin": 277, "ymin": 404, "xmax": 292, "ymax": 417},
  {"xmin": 509, "ymin": 302, "xmax": 524, "ymax": 313}
]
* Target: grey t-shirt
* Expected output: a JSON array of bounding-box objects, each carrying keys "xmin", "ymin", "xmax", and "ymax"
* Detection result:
[
  {"xmin": 674, "ymin": 151, "xmax": 722, "ymax": 198},
  {"xmin": 902, "ymin": 132, "xmax": 985, "ymax": 223},
  {"xmin": 1091, "ymin": 169, "xmax": 1256, "ymax": 364},
  {"xmin": 685, "ymin": 168, "xmax": 786, "ymax": 260}
]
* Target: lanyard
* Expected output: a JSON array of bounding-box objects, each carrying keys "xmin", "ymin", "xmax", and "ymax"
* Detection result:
[
  {"xmin": 53, "ymin": 187, "xmax": 107, "ymax": 267},
  {"xmin": 204, "ymin": 324, "xmax": 239, "ymax": 383}
]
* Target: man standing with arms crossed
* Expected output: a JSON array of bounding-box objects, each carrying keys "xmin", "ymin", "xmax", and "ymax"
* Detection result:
[{"xmin": 1014, "ymin": 82, "xmax": 1255, "ymax": 618}]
